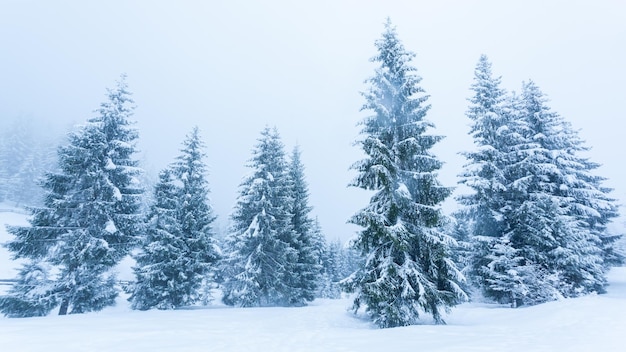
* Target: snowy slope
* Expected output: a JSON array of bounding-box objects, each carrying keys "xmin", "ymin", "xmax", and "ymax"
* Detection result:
[{"xmin": 1, "ymin": 209, "xmax": 625, "ymax": 352}]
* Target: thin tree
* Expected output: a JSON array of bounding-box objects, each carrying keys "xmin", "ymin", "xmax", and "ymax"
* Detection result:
[
  {"xmin": 287, "ymin": 146, "xmax": 322, "ymax": 305},
  {"xmin": 456, "ymin": 55, "xmax": 518, "ymax": 302}
]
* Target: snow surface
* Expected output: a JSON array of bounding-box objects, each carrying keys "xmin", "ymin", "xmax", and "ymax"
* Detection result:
[
  {"xmin": 104, "ymin": 220, "xmax": 117, "ymax": 234},
  {"xmin": 2, "ymin": 209, "xmax": 626, "ymax": 351}
]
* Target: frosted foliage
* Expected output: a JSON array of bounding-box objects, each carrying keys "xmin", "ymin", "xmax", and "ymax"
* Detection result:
[
  {"xmin": 222, "ymin": 127, "xmax": 299, "ymax": 307},
  {"xmin": 458, "ymin": 59, "xmax": 620, "ymax": 307},
  {"xmin": 0, "ymin": 262, "xmax": 59, "ymax": 317},
  {"xmin": 456, "ymin": 55, "xmax": 516, "ymax": 303},
  {"xmin": 344, "ymin": 20, "xmax": 465, "ymax": 328},
  {"xmin": 129, "ymin": 127, "xmax": 219, "ymax": 311},
  {"xmin": 1, "ymin": 75, "xmax": 144, "ymax": 317},
  {"xmin": 104, "ymin": 220, "xmax": 117, "ymax": 233},
  {"xmin": 287, "ymin": 146, "xmax": 323, "ymax": 304}
]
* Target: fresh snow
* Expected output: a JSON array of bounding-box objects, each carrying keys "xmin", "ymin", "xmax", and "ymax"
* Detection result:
[
  {"xmin": 104, "ymin": 220, "xmax": 117, "ymax": 234},
  {"xmin": 2, "ymin": 209, "xmax": 625, "ymax": 351},
  {"xmin": 104, "ymin": 157, "xmax": 116, "ymax": 170}
]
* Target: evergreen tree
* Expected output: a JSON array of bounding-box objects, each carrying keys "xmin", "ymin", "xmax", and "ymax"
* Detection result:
[
  {"xmin": 315, "ymin": 230, "xmax": 340, "ymax": 299},
  {"xmin": 1, "ymin": 76, "xmax": 144, "ymax": 317},
  {"xmin": 553, "ymin": 119, "xmax": 623, "ymax": 268},
  {"xmin": 342, "ymin": 20, "xmax": 466, "ymax": 328},
  {"xmin": 221, "ymin": 127, "xmax": 298, "ymax": 307},
  {"xmin": 483, "ymin": 235, "xmax": 559, "ymax": 307},
  {"xmin": 457, "ymin": 56, "xmax": 619, "ymax": 305},
  {"xmin": 316, "ymin": 236, "xmax": 365, "ymax": 299},
  {"xmin": 473, "ymin": 79, "xmax": 618, "ymax": 306},
  {"xmin": 129, "ymin": 127, "xmax": 219, "ymax": 310},
  {"xmin": 447, "ymin": 212, "xmax": 474, "ymax": 295},
  {"xmin": 129, "ymin": 169, "xmax": 183, "ymax": 309},
  {"xmin": 337, "ymin": 241, "xmax": 364, "ymax": 280},
  {"xmin": 287, "ymin": 146, "xmax": 322, "ymax": 305},
  {"xmin": 506, "ymin": 81, "xmax": 609, "ymax": 298},
  {"xmin": 0, "ymin": 262, "xmax": 58, "ymax": 317},
  {"xmin": 456, "ymin": 55, "xmax": 522, "ymax": 302},
  {"xmin": 171, "ymin": 126, "xmax": 221, "ymax": 302}
]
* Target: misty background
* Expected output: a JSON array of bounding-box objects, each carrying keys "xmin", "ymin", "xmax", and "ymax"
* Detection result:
[{"xmin": 1, "ymin": 0, "xmax": 624, "ymax": 241}]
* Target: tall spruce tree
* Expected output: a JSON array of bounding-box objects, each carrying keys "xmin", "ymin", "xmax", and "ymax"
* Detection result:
[
  {"xmin": 129, "ymin": 127, "xmax": 220, "ymax": 310},
  {"xmin": 469, "ymin": 77, "xmax": 620, "ymax": 306},
  {"xmin": 342, "ymin": 20, "xmax": 466, "ymax": 328},
  {"xmin": 506, "ymin": 81, "xmax": 609, "ymax": 298},
  {"xmin": 129, "ymin": 169, "xmax": 183, "ymax": 309},
  {"xmin": 0, "ymin": 76, "xmax": 143, "ymax": 316},
  {"xmin": 456, "ymin": 55, "xmax": 519, "ymax": 302},
  {"xmin": 171, "ymin": 126, "xmax": 221, "ymax": 301},
  {"xmin": 287, "ymin": 146, "xmax": 322, "ymax": 305},
  {"xmin": 549, "ymin": 114, "xmax": 622, "ymax": 269},
  {"xmin": 221, "ymin": 127, "xmax": 298, "ymax": 307}
]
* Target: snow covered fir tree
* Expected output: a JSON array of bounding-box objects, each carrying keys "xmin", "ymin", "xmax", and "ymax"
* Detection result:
[
  {"xmin": 316, "ymin": 236, "xmax": 363, "ymax": 299},
  {"xmin": 221, "ymin": 127, "xmax": 321, "ymax": 307},
  {"xmin": 456, "ymin": 56, "xmax": 622, "ymax": 307},
  {"xmin": 342, "ymin": 20, "xmax": 467, "ymax": 328},
  {"xmin": 455, "ymin": 55, "xmax": 520, "ymax": 303},
  {"xmin": 128, "ymin": 127, "xmax": 220, "ymax": 310},
  {"xmin": 286, "ymin": 146, "xmax": 324, "ymax": 304},
  {"xmin": 0, "ymin": 76, "xmax": 144, "ymax": 317}
]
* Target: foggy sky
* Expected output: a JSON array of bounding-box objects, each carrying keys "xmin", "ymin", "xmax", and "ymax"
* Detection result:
[{"xmin": 1, "ymin": 0, "xmax": 625, "ymax": 240}]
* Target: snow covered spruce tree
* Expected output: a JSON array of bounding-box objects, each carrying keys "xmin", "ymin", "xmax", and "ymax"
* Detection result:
[
  {"xmin": 462, "ymin": 74, "xmax": 621, "ymax": 307},
  {"xmin": 504, "ymin": 81, "xmax": 616, "ymax": 299},
  {"xmin": 0, "ymin": 76, "xmax": 144, "ymax": 317},
  {"xmin": 342, "ymin": 20, "xmax": 467, "ymax": 328},
  {"xmin": 455, "ymin": 55, "xmax": 522, "ymax": 302},
  {"xmin": 129, "ymin": 127, "xmax": 220, "ymax": 310},
  {"xmin": 221, "ymin": 127, "xmax": 300, "ymax": 307},
  {"xmin": 287, "ymin": 146, "xmax": 323, "ymax": 304},
  {"xmin": 0, "ymin": 262, "xmax": 59, "ymax": 317},
  {"xmin": 313, "ymin": 223, "xmax": 342, "ymax": 299},
  {"xmin": 317, "ymin": 237, "xmax": 364, "ymax": 299}
]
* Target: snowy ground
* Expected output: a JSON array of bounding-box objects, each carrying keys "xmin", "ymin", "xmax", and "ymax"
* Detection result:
[{"xmin": 1, "ymin": 208, "xmax": 625, "ymax": 351}]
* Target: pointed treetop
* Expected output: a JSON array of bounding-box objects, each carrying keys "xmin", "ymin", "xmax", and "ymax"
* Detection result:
[
  {"xmin": 97, "ymin": 74, "xmax": 136, "ymax": 127},
  {"xmin": 469, "ymin": 54, "xmax": 505, "ymax": 109},
  {"xmin": 180, "ymin": 126, "xmax": 206, "ymax": 157},
  {"xmin": 372, "ymin": 18, "xmax": 416, "ymax": 70}
]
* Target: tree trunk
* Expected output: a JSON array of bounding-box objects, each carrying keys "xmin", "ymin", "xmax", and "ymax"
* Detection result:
[
  {"xmin": 58, "ymin": 298, "xmax": 69, "ymax": 315},
  {"xmin": 511, "ymin": 292, "xmax": 517, "ymax": 308}
]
